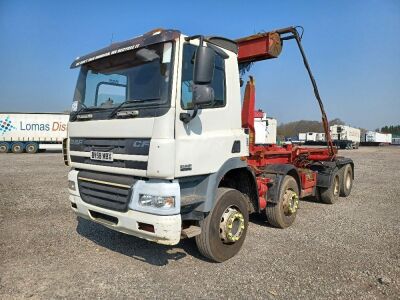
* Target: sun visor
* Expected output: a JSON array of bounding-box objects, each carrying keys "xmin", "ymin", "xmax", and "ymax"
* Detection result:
[{"xmin": 70, "ymin": 29, "xmax": 180, "ymax": 68}]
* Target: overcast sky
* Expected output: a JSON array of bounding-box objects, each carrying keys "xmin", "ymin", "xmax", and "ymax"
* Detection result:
[{"xmin": 0, "ymin": 0, "xmax": 399, "ymax": 130}]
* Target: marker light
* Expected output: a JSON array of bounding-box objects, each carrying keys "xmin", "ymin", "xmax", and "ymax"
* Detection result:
[{"xmin": 68, "ymin": 180, "xmax": 76, "ymax": 191}]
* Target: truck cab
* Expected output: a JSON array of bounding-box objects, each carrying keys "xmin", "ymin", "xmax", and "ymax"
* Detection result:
[{"xmin": 67, "ymin": 29, "xmax": 249, "ymax": 254}]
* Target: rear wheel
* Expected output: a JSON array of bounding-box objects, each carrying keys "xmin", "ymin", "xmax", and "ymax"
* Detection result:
[
  {"xmin": 195, "ymin": 188, "xmax": 249, "ymax": 262},
  {"xmin": 265, "ymin": 176, "xmax": 299, "ymax": 228},
  {"xmin": 0, "ymin": 142, "xmax": 10, "ymax": 153},
  {"xmin": 25, "ymin": 142, "xmax": 38, "ymax": 154},
  {"xmin": 11, "ymin": 142, "xmax": 24, "ymax": 154},
  {"xmin": 319, "ymin": 170, "xmax": 340, "ymax": 204},
  {"xmin": 339, "ymin": 164, "xmax": 353, "ymax": 197}
]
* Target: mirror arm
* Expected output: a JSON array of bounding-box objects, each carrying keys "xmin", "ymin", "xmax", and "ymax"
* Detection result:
[{"xmin": 179, "ymin": 105, "xmax": 199, "ymax": 124}]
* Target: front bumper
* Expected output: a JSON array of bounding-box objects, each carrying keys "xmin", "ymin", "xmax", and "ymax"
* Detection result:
[
  {"xmin": 68, "ymin": 169, "xmax": 181, "ymax": 245},
  {"xmin": 70, "ymin": 194, "xmax": 181, "ymax": 245}
]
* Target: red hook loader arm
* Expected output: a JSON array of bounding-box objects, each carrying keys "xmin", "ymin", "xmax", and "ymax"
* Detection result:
[
  {"xmin": 236, "ymin": 26, "xmax": 336, "ymax": 158},
  {"xmin": 230, "ymin": 26, "xmax": 354, "ymax": 233}
]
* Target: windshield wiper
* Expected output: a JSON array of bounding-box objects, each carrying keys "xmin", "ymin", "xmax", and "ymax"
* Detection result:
[
  {"xmin": 70, "ymin": 103, "xmax": 107, "ymax": 121},
  {"xmin": 108, "ymin": 98, "xmax": 160, "ymax": 119}
]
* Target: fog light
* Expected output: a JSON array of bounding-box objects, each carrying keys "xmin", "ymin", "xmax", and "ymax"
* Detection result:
[
  {"xmin": 139, "ymin": 194, "xmax": 175, "ymax": 209},
  {"xmin": 68, "ymin": 180, "xmax": 76, "ymax": 191}
]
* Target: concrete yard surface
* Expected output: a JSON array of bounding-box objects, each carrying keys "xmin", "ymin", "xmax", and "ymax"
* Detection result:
[{"xmin": 0, "ymin": 147, "xmax": 399, "ymax": 299}]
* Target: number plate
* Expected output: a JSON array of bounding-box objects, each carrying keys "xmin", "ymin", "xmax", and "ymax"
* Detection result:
[{"xmin": 90, "ymin": 151, "xmax": 113, "ymax": 162}]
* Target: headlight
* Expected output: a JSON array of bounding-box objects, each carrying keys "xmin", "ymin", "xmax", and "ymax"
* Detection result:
[
  {"xmin": 130, "ymin": 180, "xmax": 180, "ymax": 215},
  {"xmin": 139, "ymin": 194, "xmax": 175, "ymax": 209}
]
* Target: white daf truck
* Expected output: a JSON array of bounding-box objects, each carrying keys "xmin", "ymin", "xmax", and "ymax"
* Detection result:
[{"xmin": 65, "ymin": 28, "xmax": 354, "ymax": 262}]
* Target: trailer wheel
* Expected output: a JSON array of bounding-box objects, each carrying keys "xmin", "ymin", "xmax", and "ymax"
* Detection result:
[
  {"xmin": 25, "ymin": 142, "xmax": 39, "ymax": 154},
  {"xmin": 195, "ymin": 188, "xmax": 249, "ymax": 262},
  {"xmin": 319, "ymin": 171, "xmax": 340, "ymax": 204},
  {"xmin": 339, "ymin": 164, "xmax": 353, "ymax": 197},
  {"xmin": 11, "ymin": 142, "xmax": 24, "ymax": 154},
  {"xmin": 0, "ymin": 142, "xmax": 10, "ymax": 153},
  {"xmin": 265, "ymin": 175, "xmax": 299, "ymax": 228}
]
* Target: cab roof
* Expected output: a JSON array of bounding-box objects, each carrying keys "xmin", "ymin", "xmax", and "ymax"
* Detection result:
[{"xmin": 70, "ymin": 29, "xmax": 238, "ymax": 69}]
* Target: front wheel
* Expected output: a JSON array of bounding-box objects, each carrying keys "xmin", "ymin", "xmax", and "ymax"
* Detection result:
[{"xmin": 195, "ymin": 188, "xmax": 249, "ymax": 262}]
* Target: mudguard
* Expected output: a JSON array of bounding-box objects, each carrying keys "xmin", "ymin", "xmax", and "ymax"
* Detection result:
[
  {"xmin": 263, "ymin": 164, "xmax": 301, "ymax": 204},
  {"xmin": 178, "ymin": 157, "xmax": 248, "ymax": 217},
  {"xmin": 310, "ymin": 157, "xmax": 354, "ymax": 188}
]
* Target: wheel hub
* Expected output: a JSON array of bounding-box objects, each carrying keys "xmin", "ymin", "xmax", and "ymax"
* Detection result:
[
  {"xmin": 345, "ymin": 172, "xmax": 351, "ymax": 189},
  {"xmin": 219, "ymin": 207, "xmax": 245, "ymax": 243},
  {"xmin": 282, "ymin": 190, "xmax": 299, "ymax": 215},
  {"xmin": 333, "ymin": 176, "xmax": 340, "ymax": 196}
]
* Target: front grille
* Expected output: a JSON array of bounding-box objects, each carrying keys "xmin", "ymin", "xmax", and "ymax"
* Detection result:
[
  {"xmin": 70, "ymin": 138, "xmax": 150, "ymax": 155},
  {"xmin": 77, "ymin": 170, "xmax": 137, "ymax": 212}
]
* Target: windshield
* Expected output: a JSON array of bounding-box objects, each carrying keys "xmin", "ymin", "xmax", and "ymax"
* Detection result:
[{"xmin": 72, "ymin": 42, "xmax": 173, "ymax": 111}]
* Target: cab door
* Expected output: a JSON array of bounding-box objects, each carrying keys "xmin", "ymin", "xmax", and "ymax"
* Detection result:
[{"xmin": 174, "ymin": 40, "xmax": 246, "ymax": 177}]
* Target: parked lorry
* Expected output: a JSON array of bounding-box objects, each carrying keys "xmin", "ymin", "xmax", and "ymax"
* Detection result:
[
  {"xmin": 64, "ymin": 27, "xmax": 354, "ymax": 262},
  {"xmin": 254, "ymin": 110, "xmax": 277, "ymax": 144},
  {"xmin": 298, "ymin": 132, "xmax": 325, "ymax": 145},
  {"xmin": 392, "ymin": 137, "xmax": 400, "ymax": 145},
  {"xmin": 364, "ymin": 131, "xmax": 392, "ymax": 145},
  {"xmin": 330, "ymin": 125, "xmax": 360, "ymax": 149},
  {"xmin": 0, "ymin": 113, "xmax": 68, "ymax": 153},
  {"xmin": 298, "ymin": 133, "xmax": 307, "ymax": 141}
]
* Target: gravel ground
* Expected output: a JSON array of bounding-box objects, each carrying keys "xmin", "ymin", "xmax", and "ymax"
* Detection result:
[{"xmin": 0, "ymin": 147, "xmax": 399, "ymax": 299}]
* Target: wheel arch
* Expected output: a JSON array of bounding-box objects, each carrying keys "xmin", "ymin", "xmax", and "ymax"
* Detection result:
[
  {"xmin": 179, "ymin": 158, "xmax": 253, "ymax": 216},
  {"xmin": 218, "ymin": 166, "xmax": 259, "ymax": 214}
]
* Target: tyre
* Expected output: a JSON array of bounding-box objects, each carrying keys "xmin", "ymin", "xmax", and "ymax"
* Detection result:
[
  {"xmin": 339, "ymin": 164, "xmax": 353, "ymax": 197},
  {"xmin": 0, "ymin": 142, "xmax": 10, "ymax": 153},
  {"xmin": 265, "ymin": 175, "xmax": 299, "ymax": 228},
  {"xmin": 25, "ymin": 142, "xmax": 38, "ymax": 154},
  {"xmin": 11, "ymin": 142, "xmax": 24, "ymax": 154},
  {"xmin": 195, "ymin": 188, "xmax": 249, "ymax": 262},
  {"xmin": 319, "ymin": 170, "xmax": 340, "ymax": 204}
]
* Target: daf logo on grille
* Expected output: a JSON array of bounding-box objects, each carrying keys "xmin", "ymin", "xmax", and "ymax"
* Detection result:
[{"xmin": 133, "ymin": 140, "xmax": 150, "ymax": 147}]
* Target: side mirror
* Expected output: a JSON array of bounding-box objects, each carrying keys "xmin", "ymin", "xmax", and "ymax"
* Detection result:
[
  {"xmin": 179, "ymin": 43, "xmax": 215, "ymax": 124},
  {"xmin": 192, "ymin": 85, "xmax": 214, "ymax": 106},
  {"xmin": 193, "ymin": 46, "xmax": 215, "ymax": 84},
  {"xmin": 192, "ymin": 46, "xmax": 215, "ymax": 106}
]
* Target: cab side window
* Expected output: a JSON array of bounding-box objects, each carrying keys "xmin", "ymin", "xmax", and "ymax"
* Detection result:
[{"xmin": 181, "ymin": 44, "xmax": 226, "ymax": 109}]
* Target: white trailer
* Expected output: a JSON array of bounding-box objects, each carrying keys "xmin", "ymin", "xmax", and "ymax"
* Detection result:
[
  {"xmin": 316, "ymin": 133, "xmax": 326, "ymax": 142},
  {"xmin": 298, "ymin": 132, "xmax": 320, "ymax": 142},
  {"xmin": 0, "ymin": 113, "xmax": 69, "ymax": 153},
  {"xmin": 254, "ymin": 111, "xmax": 277, "ymax": 144},
  {"xmin": 365, "ymin": 131, "xmax": 392, "ymax": 144},
  {"xmin": 298, "ymin": 133, "xmax": 307, "ymax": 141},
  {"xmin": 392, "ymin": 137, "xmax": 400, "ymax": 145},
  {"xmin": 330, "ymin": 125, "xmax": 360, "ymax": 149}
]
